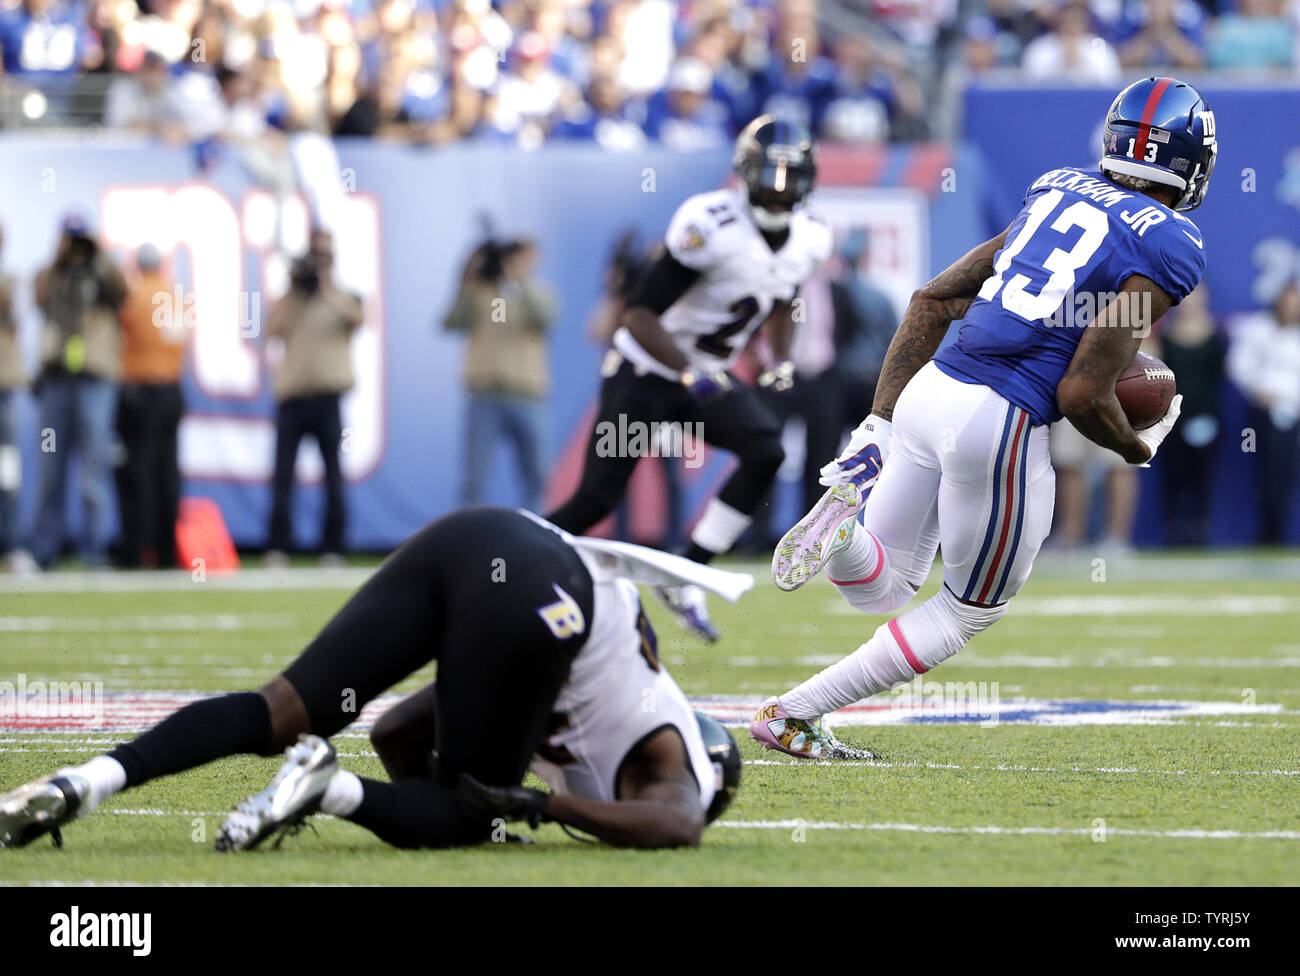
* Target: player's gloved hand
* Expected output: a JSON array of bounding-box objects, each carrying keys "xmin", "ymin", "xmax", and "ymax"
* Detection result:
[
  {"xmin": 1133, "ymin": 394, "xmax": 1182, "ymax": 468},
  {"xmin": 456, "ymin": 773, "xmax": 551, "ymax": 828},
  {"xmin": 680, "ymin": 369, "xmax": 733, "ymax": 401},
  {"xmin": 758, "ymin": 360, "xmax": 796, "ymax": 393},
  {"xmin": 819, "ymin": 413, "xmax": 892, "ymax": 492}
]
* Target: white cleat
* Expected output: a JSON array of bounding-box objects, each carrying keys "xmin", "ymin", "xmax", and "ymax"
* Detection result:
[
  {"xmin": 216, "ymin": 734, "xmax": 337, "ymax": 852},
  {"xmin": 771, "ymin": 484, "xmax": 863, "ymax": 592},
  {"xmin": 0, "ymin": 772, "xmax": 90, "ymax": 848}
]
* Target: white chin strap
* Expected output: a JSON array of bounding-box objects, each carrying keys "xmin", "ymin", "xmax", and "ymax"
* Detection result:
[{"xmin": 750, "ymin": 205, "xmax": 791, "ymax": 231}]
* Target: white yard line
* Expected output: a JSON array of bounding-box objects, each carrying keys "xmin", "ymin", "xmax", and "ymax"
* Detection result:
[
  {"xmin": 743, "ymin": 759, "xmax": 1300, "ymax": 776},
  {"xmin": 720, "ymin": 653, "xmax": 1300, "ymax": 668},
  {"xmin": 0, "ymin": 568, "xmax": 373, "ymax": 594},
  {"xmin": 0, "ymin": 613, "xmax": 300, "ymax": 632},
  {"xmin": 0, "ymin": 879, "xmax": 352, "ymax": 887},
  {"xmin": 80, "ymin": 809, "xmax": 1300, "ymax": 842},
  {"xmin": 0, "ymin": 881, "xmax": 256, "ymax": 887},
  {"xmin": 895, "ymin": 655, "xmax": 1300, "ymax": 669},
  {"xmin": 715, "ymin": 820, "xmax": 1300, "ymax": 840},
  {"xmin": 829, "ymin": 594, "xmax": 1300, "ymax": 617}
]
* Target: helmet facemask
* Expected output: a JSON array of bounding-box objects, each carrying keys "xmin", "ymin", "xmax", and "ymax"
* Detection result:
[
  {"xmin": 1175, "ymin": 135, "xmax": 1216, "ymax": 212},
  {"xmin": 733, "ymin": 116, "xmax": 817, "ymax": 232},
  {"xmin": 748, "ymin": 175, "xmax": 799, "ymax": 229}
]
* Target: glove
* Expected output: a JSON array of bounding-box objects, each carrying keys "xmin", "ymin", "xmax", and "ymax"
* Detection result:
[
  {"xmin": 1133, "ymin": 394, "xmax": 1182, "ymax": 468},
  {"xmin": 758, "ymin": 360, "xmax": 796, "ymax": 393},
  {"xmin": 820, "ymin": 413, "xmax": 892, "ymax": 491},
  {"xmin": 680, "ymin": 369, "xmax": 733, "ymax": 401},
  {"xmin": 455, "ymin": 773, "xmax": 551, "ymax": 828}
]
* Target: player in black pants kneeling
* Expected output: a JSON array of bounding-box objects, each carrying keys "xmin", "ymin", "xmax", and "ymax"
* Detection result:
[{"xmin": 0, "ymin": 509, "xmax": 744, "ymax": 851}]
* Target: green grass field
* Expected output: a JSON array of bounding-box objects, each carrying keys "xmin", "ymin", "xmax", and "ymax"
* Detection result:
[{"xmin": 1, "ymin": 551, "xmax": 1298, "ymax": 886}]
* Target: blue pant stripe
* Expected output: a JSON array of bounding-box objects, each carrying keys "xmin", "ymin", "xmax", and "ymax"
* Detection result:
[
  {"xmin": 963, "ymin": 403, "xmax": 1016, "ymax": 601},
  {"xmin": 993, "ymin": 416, "xmax": 1031, "ymax": 603}
]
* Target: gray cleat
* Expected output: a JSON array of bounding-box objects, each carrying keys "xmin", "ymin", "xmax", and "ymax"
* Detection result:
[
  {"xmin": 216, "ymin": 734, "xmax": 337, "ymax": 852},
  {"xmin": 0, "ymin": 773, "xmax": 90, "ymax": 848}
]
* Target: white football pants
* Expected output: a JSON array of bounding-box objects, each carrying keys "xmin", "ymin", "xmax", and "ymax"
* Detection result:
[{"xmin": 863, "ymin": 361, "xmax": 1056, "ymax": 606}]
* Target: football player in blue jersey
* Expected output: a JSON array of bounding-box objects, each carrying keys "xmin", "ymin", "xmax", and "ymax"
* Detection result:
[{"xmin": 750, "ymin": 77, "xmax": 1215, "ymax": 759}]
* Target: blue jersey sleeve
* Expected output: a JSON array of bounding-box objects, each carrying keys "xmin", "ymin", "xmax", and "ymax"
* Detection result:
[{"xmin": 1139, "ymin": 219, "xmax": 1206, "ymax": 302}]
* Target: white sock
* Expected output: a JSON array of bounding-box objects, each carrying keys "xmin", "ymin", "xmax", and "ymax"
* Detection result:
[
  {"xmin": 66, "ymin": 755, "xmax": 127, "ymax": 813},
  {"xmin": 320, "ymin": 770, "xmax": 364, "ymax": 817},
  {"xmin": 781, "ymin": 589, "xmax": 1006, "ymax": 719},
  {"xmin": 690, "ymin": 498, "xmax": 752, "ymax": 555},
  {"xmin": 826, "ymin": 522, "xmax": 882, "ymax": 584},
  {"xmin": 780, "ymin": 624, "xmax": 917, "ymax": 720},
  {"xmin": 825, "ymin": 526, "xmax": 915, "ymax": 614}
]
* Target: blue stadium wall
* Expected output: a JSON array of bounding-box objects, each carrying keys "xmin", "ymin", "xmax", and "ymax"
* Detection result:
[{"xmin": 0, "ymin": 85, "xmax": 1295, "ymax": 552}]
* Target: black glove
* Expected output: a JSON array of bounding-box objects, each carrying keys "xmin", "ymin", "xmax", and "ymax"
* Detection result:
[{"xmin": 456, "ymin": 773, "xmax": 551, "ymax": 828}]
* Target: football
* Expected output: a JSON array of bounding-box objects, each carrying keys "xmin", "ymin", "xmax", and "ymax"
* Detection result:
[{"xmin": 1116, "ymin": 350, "xmax": 1177, "ymax": 430}]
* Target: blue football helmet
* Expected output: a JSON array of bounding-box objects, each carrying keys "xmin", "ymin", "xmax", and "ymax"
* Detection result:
[{"xmin": 1099, "ymin": 76, "xmax": 1217, "ymax": 212}]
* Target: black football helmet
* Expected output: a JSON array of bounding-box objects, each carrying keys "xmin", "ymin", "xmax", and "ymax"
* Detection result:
[
  {"xmin": 695, "ymin": 711, "xmax": 741, "ymax": 823},
  {"xmin": 733, "ymin": 115, "xmax": 817, "ymax": 230}
]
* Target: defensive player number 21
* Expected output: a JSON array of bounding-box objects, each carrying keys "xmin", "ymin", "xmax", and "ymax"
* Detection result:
[{"xmin": 694, "ymin": 296, "xmax": 760, "ymax": 358}]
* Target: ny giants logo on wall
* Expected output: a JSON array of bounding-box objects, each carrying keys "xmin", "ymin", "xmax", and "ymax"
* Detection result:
[{"xmin": 97, "ymin": 185, "xmax": 387, "ymax": 485}]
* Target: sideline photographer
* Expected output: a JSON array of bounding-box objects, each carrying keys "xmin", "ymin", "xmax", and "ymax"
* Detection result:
[
  {"xmin": 443, "ymin": 229, "xmax": 554, "ymax": 510},
  {"xmin": 30, "ymin": 214, "xmax": 128, "ymax": 569},
  {"xmin": 265, "ymin": 229, "xmax": 364, "ymax": 564}
]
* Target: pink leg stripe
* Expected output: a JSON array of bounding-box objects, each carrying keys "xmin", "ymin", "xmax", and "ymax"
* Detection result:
[
  {"xmin": 889, "ymin": 618, "xmax": 927, "ymax": 674},
  {"xmin": 828, "ymin": 530, "xmax": 885, "ymax": 587}
]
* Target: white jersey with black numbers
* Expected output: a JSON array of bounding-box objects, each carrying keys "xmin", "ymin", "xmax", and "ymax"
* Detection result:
[
  {"xmin": 529, "ymin": 567, "xmax": 718, "ymax": 812},
  {"xmin": 614, "ymin": 188, "xmax": 834, "ymax": 380}
]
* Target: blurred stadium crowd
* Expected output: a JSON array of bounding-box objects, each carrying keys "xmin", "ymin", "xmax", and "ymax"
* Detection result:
[{"xmin": 0, "ymin": 0, "xmax": 1297, "ymax": 143}]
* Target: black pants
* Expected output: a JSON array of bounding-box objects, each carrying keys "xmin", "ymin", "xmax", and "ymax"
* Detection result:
[
  {"xmin": 752, "ymin": 369, "xmax": 843, "ymax": 541},
  {"xmin": 1251, "ymin": 408, "xmax": 1300, "ymax": 544},
  {"xmin": 1159, "ymin": 427, "xmax": 1216, "ymax": 546},
  {"xmin": 281, "ymin": 508, "xmax": 593, "ymax": 788},
  {"xmin": 840, "ymin": 374, "xmax": 877, "ymax": 436},
  {"xmin": 547, "ymin": 358, "xmax": 784, "ymax": 535},
  {"xmin": 115, "ymin": 382, "xmax": 184, "ymax": 568},
  {"xmin": 268, "ymin": 392, "xmax": 345, "ymax": 554}
]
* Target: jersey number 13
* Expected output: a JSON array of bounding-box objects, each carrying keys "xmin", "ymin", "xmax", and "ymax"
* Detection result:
[{"xmin": 978, "ymin": 189, "xmax": 1109, "ymax": 321}]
